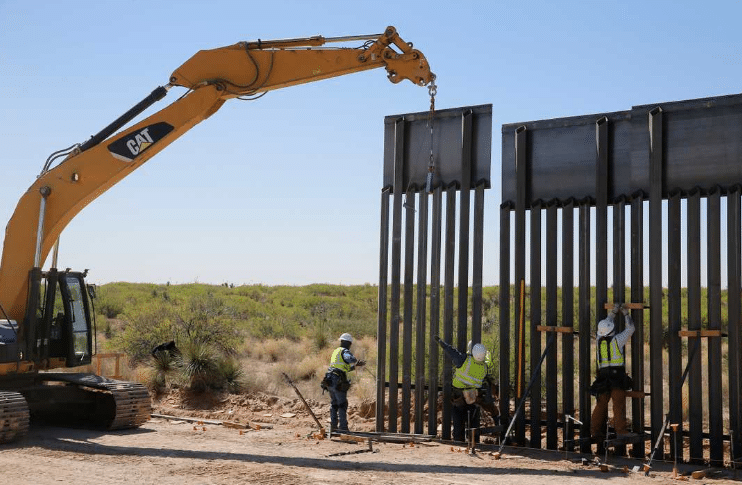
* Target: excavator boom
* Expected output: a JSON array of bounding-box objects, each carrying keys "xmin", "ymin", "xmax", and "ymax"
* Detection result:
[
  {"xmin": 0, "ymin": 26, "xmax": 434, "ymax": 326},
  {"xmin": 0, "ymin": 25, "xmax": 434, "ymax": 445},
  {"xmin": 170, "ymin": 26, "xmax": 434, "ymax": 93}
]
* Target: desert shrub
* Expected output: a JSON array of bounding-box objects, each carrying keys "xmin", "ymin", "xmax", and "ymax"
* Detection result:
[
  {"xmin": 180, "ymin": 340, "xmax": 219, "ymax": 392},
  {"xmin": 310, "ymin": 319, "xmax": 329, "ymax": 351},
  {"xmin": 98, "ymin": 301, "xmax": 125, "ymax": 319},
  {"xmin": 176, "ymin": 293, "xmax": 241, "ymax": 354},
  {"xmin": 114, "ymin": 301, "xmax": 177, "ymax": 363},
  {"xmin": 217, "ymin": 358, "xmax": 244, "ymax": 393},
  {"xmin": 254, "ymin": 339, "xmax": 285, "ymax": 363},
  {"xmin": 148, "ymin": 346, "xmax": 182, "ymax": 392},
  {"xmin": 294, "ymin": 353, "xmax": 325, "ymax": 381},
  {"xmin": 115, "ymin": 293, "xmax": 241, "ymax": 365}
]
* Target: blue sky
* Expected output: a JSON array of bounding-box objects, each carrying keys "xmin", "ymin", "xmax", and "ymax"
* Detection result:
[{"xmin": 0, "ymin": 1, "xmax": 740, "ymax": 286}]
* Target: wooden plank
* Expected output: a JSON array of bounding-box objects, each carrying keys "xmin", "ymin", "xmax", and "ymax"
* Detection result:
[
  {"xmin": 678, "ymin": 330, "xmax": 723, "ymax": 338},
  {"xmin": 536, "ymin": 325, "xmax": 576, "ymax": 334},
  {"xmin": 602, "ymin": 302, "xmax": 647, "ymax": 310},
  {"xmin": 625, "ymin": 390, "xmax": 648, "ymax": 399}
]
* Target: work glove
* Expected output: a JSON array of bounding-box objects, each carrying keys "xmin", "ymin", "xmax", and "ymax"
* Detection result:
[
  {"xmin": 610, "ymin": 303, "xmax": 620, "ymax": 317},
  {"xmin": 621, "ymin": 305, "xmax": 630, "ymax": 316},
  {"xmin": 434, "ymin": 335, "xmax": 441, "ymax": 343},
  {"xmin": 355, "ymin": 360, "xmax": 366, "ymax": 367}
]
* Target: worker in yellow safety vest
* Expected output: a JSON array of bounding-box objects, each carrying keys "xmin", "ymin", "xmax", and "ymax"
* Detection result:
[
  {"xmin": 435, "ymin": 336, "xmax": 489, "ymax": 442},
  {"xmin": 321, "ymin": 333, "xmax": 365, "ymax": 433},
  {"xmin": 589, "ymin": 303, "xmax": 636, "ymax": 454},
  {"xmin": 467, "ymin": 340, "xmax": 500, "ymax": 425}
]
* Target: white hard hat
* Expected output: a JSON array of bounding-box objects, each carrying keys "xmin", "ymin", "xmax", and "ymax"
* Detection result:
[
  {"xmin": 339, "ymin": 333, "xmax": 353, "ymax": 343},
  {"xmin": 597, "ymin": 318, "xmax": 615, "ymax": 337},
  {"xmin": 471, "ymin": 343, "xmax": 487, "ymax": 362}
]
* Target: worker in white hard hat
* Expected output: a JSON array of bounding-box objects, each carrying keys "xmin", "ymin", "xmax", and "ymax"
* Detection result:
[
  {"xmin": 321, "ymin": 333, "xmax": 365, "ymax": 433},
  {"xmin": 467, "ymin": 340, "xmax": 500, "ymax": 425},
  {"xmin": 435, "ymin": 336, "xmax": 489, "ymax": 442},
  {"xmin": 589, "ymin": 303, "xmax": 636, "ymax": 454}
]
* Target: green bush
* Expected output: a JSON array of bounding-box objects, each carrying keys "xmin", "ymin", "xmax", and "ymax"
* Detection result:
[
  {"xmin": 180, "ymin": 340, "xmax": 219, "ymax": 393},
  {"xmin": 217, "ymin": 358, "xmax": 244, "ymax": 393},
  {"xmin": 114, "ymin": 292, "xmax": 241, "ymax": 365}
]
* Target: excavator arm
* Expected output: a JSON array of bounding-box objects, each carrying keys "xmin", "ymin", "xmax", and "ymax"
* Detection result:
[{"xmin": 0, "ymin": 26, "xmax": 434, "ymax": 323}]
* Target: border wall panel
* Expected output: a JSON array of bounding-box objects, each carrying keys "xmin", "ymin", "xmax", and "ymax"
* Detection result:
[{"xmin": 500, "ymin": 92, "xmax": 742, "ymax": 463}]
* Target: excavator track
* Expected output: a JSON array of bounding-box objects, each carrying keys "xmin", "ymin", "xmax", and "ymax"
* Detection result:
[
  {"xmin": 0, "ymin": 391, "xmax": 30, "ymax": 443},
  {"xmin": 96, "ymin": 379, "xmax": 151, "ymax": 429},
  {"xmin": 30, "ymin": 373, "xmax": 151, "ymax": 431}
]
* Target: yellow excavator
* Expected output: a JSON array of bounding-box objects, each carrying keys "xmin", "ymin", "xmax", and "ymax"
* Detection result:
[{"xmin": 0, "ymin": 26, "xmax": 435, "ymax": 443}]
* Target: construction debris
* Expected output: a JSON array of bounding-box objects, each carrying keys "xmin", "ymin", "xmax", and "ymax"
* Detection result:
[
  {"xmin": 332, "ymin": 430, "xmax": 433, "ymax": 445},
  {"xmin": 151, "ymin": 413, "xmax": 270, "ymax": 430}
]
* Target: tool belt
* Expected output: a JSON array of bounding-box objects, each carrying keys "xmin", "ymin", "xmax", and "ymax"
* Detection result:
[
  {"xmin": 452, "ymin": 387, "xmax": 478, "ymax": 406},
  {"xmin": 322, "ymin": 369, "xmax": 350, "ymax": 392},
  {"xmin": 589, "ymin": 366, "xmax": 633, "ymax": 395}
]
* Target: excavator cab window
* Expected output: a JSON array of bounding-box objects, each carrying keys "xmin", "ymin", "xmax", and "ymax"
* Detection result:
[{"xmin": 58, "ymin": 273, "xmax": 92, "ymax": 367}]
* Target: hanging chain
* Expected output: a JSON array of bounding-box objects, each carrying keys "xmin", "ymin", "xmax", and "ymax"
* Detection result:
[{"xmin": 426, "ymin": 74, "xmax": 438, "ymax": 194}]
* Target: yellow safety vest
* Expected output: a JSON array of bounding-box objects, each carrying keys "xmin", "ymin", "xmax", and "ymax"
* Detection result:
[
  {"xmin": 330, "ymin": 347, "xmax": 351, "ymax": 374},
  {"xmin": 453, "ymin": 355, "xmax": 488, "ymax": 389},
  {"xmin": 597, "ymin": 336, "xmax": 624, "ymax": 369}
]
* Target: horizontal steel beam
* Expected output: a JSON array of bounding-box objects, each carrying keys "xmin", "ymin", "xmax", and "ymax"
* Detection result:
[{"xmin": 502, "ymin": 93, "xmax": 742, "ymax": 203}]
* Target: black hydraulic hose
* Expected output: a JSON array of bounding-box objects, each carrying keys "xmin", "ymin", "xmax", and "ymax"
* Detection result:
[{"xmin": 78, "ymin": 86, "xmax": 169, "ymax": 153}]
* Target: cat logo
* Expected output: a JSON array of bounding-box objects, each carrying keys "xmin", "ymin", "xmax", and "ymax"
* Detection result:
[{"xmin": 108, "ymin": 122, "xmax": 174, "ymax": 162}]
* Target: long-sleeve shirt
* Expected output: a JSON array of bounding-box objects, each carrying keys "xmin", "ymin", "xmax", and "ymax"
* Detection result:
[
  {"xmin": 437, "ymin": 339, "xmax": 467, "ymax": 368},
  {"xmin": 611, "ymin": 312, "xmax": 635, "ymax": 350}
]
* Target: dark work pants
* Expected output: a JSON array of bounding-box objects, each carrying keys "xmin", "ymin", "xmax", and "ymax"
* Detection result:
[
  {"xmin": 328, "ymin": 373, "xmax": 348, "ymax": 431},
  {"xmin": 452, "ymin": 388, "xmax": 480, "ymax": 442}
]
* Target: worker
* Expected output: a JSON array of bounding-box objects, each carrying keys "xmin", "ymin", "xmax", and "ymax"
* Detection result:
[
  {"xmin": 322, "ymin": 333, "xmax": 365, "ymax": 433},
  {"xmin": 467, "ymin": 340, "xmax": 500, "ymax": 425},
  {"xmin": 435, "ymin": 336, "xmax": 488, "ymax": 442},
  {"xmin": 589, "ymin": 303, "xmax": 636, "ymax": 454}
]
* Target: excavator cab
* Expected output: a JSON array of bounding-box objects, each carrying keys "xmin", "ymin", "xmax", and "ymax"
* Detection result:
[
  {"xmin": 19, "ymin": 268, "xmax": 93, "ymax": 369},
  {"xmin": 54, "ymin": 271, "xmax": 93, "ymax": 367}
]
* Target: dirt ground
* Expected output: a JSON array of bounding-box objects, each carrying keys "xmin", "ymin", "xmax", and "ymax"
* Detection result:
[{"xmin": 0, "ymin": 390, "xmax": 739, "ymax": 484}]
